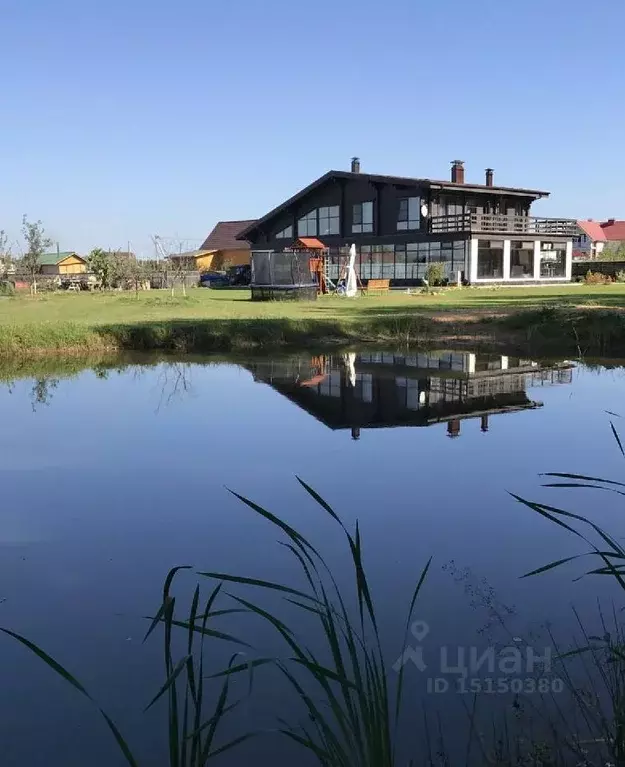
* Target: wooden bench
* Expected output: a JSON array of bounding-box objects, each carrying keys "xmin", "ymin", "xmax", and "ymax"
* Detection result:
[{"xmin": 365, "ymin": 278, "xmax": 390, "ymax": 294}]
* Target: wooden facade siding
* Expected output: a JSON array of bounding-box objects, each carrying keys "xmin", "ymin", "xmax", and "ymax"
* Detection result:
[{"xmin": 196, "ymin": 249, "xmax": 250, "ymax": 272}]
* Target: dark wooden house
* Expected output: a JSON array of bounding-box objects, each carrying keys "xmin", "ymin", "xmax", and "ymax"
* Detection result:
[{"xmin": 238, "ymin": 159, "xmax": 577, "ymax": 286}]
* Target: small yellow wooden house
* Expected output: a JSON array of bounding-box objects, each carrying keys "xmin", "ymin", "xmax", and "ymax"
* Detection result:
[
  {"xmin": 195, "ymin": 219, "xmax": 255, "ymax": 272},
  {"xmin": 39, "ymin": 251, "xmax": 87, "ymax": 275}
]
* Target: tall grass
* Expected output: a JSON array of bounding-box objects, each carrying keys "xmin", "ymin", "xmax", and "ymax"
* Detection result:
[
  {"xmin": 200, "ymin": 478, "xmax": 431, "ymax": 767},
  {"xmin": 513, "ymin": 417, "xmax": 625, "ymax": 764}
]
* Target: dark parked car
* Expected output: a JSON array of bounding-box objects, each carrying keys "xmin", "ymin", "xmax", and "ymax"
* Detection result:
[
  {"xmin": 227, "ymin": 264, "xmax": 251, "ymax": 286},
  {"xmin": 200, "ymin": 265, "xmax": 251, "ymax": 288},
  {"xmin": 199, "ymin": 271, "xmax": 229, "ymax": 288}
]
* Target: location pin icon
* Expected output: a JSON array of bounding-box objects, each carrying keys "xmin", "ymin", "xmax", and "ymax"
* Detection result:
[{"xmin": 410, "ymin": 621, "xmax": 429, "ymax": 642}]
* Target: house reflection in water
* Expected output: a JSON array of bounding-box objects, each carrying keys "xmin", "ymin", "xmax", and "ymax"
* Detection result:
[{"xmin": 247, "ymin": 351, "xmax": 573, "ymax": 438}]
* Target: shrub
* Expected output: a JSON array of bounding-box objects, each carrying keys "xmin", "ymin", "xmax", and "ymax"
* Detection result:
[
  {"xmin": 615, "ymin": 270, "xmax": 625, "ymax": 283},
  {"xmin": 584, "ymin": 270, "xmax": 612, "ymax": 285},
  {"xmin": 0, "ymin": 281, "xmax": 15, "ymax": 296},
  {"xmin": 425, "ymin": 262, "xmax": 447, "ymax": 286}
]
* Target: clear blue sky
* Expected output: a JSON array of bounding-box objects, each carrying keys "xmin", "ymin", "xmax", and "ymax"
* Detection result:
[{"xmin": 1, "ymin": 0, "xmax": 624, "ymax": 257}]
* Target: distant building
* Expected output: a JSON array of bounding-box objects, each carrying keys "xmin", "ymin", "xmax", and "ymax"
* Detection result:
[
  {"xmin": 39, "ymin": 251, "xmax": 87, "ymax": 275},
  {"xmin": 601, "ymin": 219, "xmax": 625, "ymax": 250},
  {"xmin": 0, "ymin": 258, "xmax": 16, "ymax": 276},
  {"xmin": 573, "ymin": 220, "xmax": 606, "ymax": 260},
  {"xmin": 573, "ymin": 219, "xmax": 625, "ymax": 260},
  {"xmin": 166, "ymin": 249, "xmax": 212, "ymax": 271},
  {"xmin": 197, "ymin": 220, "xmax": 256, "ymax": 271}
]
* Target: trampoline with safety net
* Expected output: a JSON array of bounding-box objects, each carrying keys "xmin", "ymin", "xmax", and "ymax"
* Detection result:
[{"xmin": 250, "ymin": 250, "xmax": 318, "ymax": 301}]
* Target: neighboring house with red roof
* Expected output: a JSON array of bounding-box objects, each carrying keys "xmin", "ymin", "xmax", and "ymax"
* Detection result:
[
  {"xmin": 573, "ymin": 220, "xmax": 606, "ymax": 260},
  {"xmin": 601, "ymin": 219, "xmax": 625, "ymax": 248},
  {"xmin": 573, "ymin": 219, "xmax": 625, "ymax": 260},
  {"xmin": 195, "ymin": 220, "xmax": 256, "ymax": 272}
]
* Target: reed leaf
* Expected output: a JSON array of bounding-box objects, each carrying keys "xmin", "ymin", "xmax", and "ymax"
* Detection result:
[{"xmin": 0, "ymin": 627, "xmax": 139, "ymax": 767}]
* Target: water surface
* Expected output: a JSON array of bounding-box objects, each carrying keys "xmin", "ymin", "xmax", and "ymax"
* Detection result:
[{"xmin": 1, "ymin": 349, "xmax": 624, "ymax": 765}]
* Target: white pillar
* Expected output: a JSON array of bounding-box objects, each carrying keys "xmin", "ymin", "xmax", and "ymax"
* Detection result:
[
  {"xmin": 565, "ymin": 240, "xmax": 573, "ymax": 281},
  {"xmin": 467, "ymin": 353, "xmax": 476, "ymax": 374},
  {"xmin": 503, "ymin": 240, "xmax": 511, "ymax": 281},
  {"xmin": 469, "ymin": 238, "xmax": 478, "ymax": 283},
  {"xmin": 533, "ymin": 240, "xmax": 541, "ymax": 281},
  {"xmin": 501, "ymin": 356, "xmax": 509, "ymax": 370}
]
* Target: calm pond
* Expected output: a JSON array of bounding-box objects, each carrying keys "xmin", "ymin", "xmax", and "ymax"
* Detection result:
[{"xmin": 1, "ymin": 348, "xmax": 625, "ymax": 765}]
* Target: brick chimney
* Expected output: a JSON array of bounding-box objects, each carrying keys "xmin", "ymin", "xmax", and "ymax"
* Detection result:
[
  {"xmin": 351, "ymin": 157, "xmax": 361, "ymax": 174},
  {"xmin": 485, "ymin": 168, "xmax": 494, "ymax": 187},
  {"xmin": 451, "ymin": 160, "xmax": 465, "ymax": 184},
  {"xmin": 447, "ymin": 419, "xmax": 461, "ymax": 438}
]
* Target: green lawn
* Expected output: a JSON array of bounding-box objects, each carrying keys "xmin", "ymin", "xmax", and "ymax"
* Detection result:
[
  {"xmin": 1, "ymin": 284, "xmax": 625, "ymax": 356},
  {"xmin": 1, "ymin": 283, "xmax": 625, "ymax": 325}
]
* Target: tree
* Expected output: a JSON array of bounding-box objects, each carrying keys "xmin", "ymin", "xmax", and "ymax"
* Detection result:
[
  {"xmin": 88, "ymin": 247, "xmax": 113, "ymax": 288},
  {"xmin": 599, "ymin": 243, "xmax": 625, "ymax": 262},
  {"xmin": 0, "ymin": 229, "xmax": 10, "ymax": 278},
  {"xmin": 30, "ymin": 377, "xmax": 59, "ymax": 411},
  {"xmin": 21, "ymin": 216, "xmax": 52, "ymax": 294},
  {"xmin": 128, "ymin": 257, "xmax": 150, "ymax": 297},
  {"xmin": 167, "ymin": 255, "xmax": 190, "ymax": 297}
]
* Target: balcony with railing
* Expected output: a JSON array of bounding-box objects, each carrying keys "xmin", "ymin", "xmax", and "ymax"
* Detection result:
[{"xmin": 429, "ymin": 213, "xmax": 577, "ymax": 237}]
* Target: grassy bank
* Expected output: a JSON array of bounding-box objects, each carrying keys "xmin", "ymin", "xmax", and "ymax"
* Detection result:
[{"xmin": 1, "ymin": 285, "xmax": 625, "ymax": 357}]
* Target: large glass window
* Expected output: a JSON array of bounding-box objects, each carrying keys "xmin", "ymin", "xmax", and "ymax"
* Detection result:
[
  {"xmin": 370, "ymin": 245, "xmax": 383, "ymax": 278},
  {"xmin": 540, "ymin": 242, "xmax": 567, "ymax": 278},
  {"xmin": 381, "ymin": 245, "xmax": 395, "ymax": 279},
  {"xmin": 352, "ymin": 201, "xmax": 373, "ymax": 233},
  {"xmin": 406, "ymin": 243, "xmax": 428, "ymax": 279},
  {"xmin": 298, "ymin": 210, "xmax": 317, "ymax": 237},
  {"xmin": 397, "ymin": 197, "xmax": 421, "ymax": 230},
  {"xmin": 440, "ymin": 241, "xmax": 453, "ymax": 277},
  {"xmin": 477, "ymin": 240, "xmax": 504, "ymax": 279},
  {"xmin": 318, "ymin": 206, "xmax": 340, "ymax": 236},
  {"xmin": 395, "ymin": 244, "xmax": 406, "ymax": 279},
  {"xmin": 429, "ymin": 241, "xmax": 442, "ymax": 262},
  {"xmin": 359, "ymin": 246, "xmax": 372, "ymax": 279},
  {"xmin": 453, "ymin": 240, "xmax": 466, "ymax": 279},
  {"xmin": 510, "ymin": 241, "xmax": 534, "ymax": 278},
  {"xmin": 275, "ymin": 224, "xmax": 293, "ymax": 239},
  {"xmin": 406, "ymin": 243, "xmax": 420, "ymax": 279}
]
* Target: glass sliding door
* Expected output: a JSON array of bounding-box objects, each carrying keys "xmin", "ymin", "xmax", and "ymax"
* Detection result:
[
  {"xmin": 477, "ymin": 240, "xmax": 504, "ymax": 279},
  {"xmin": 510, "ymin": 241, "xmax": 534, "ymax": 278}
]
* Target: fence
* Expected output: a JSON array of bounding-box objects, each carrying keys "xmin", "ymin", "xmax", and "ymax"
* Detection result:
[
  {"xmin": 571, "ymin": 260, "xmax": 625, "ymax": 280},
  {"xmin": 5, "ymin": 269, "xmax": 202, "ymax": 291}
]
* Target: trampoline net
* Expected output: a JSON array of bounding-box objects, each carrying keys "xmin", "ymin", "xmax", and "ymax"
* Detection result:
[{"xmin": 251, "ymin": 251, "xmax": 314, "ymax": 286}]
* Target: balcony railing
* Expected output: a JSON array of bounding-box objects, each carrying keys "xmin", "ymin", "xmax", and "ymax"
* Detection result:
[{"xmin": 429, "ymin": 213, "xmax": 578, "ymax": 237}]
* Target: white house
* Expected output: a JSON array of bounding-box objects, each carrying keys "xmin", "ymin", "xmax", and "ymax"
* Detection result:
[{"xmin": 573, "ymin": 220, "xmax": 606, "ymax": 260}]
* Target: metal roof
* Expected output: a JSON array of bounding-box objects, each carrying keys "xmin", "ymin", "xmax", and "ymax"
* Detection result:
[
  {"xmin": 39, "ymin": 251, "xmax": 85, "ymax": 265},
  {"xmin": 238, "ymin": 170, "xmax": 550, "ymax": 240}
]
